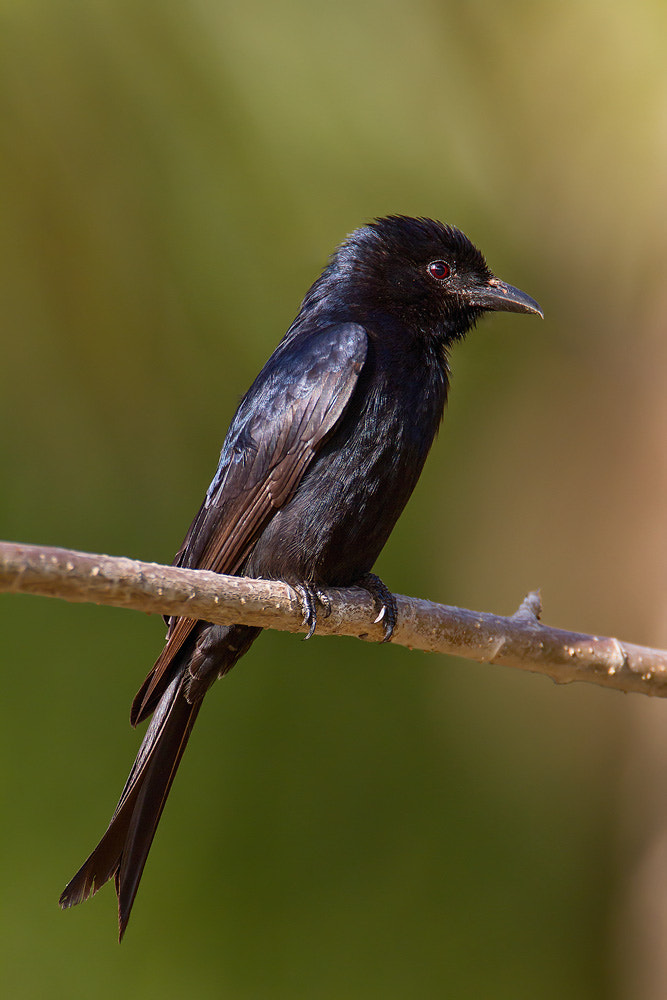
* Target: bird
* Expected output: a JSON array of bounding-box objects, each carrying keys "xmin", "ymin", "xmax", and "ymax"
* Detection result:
[{"xmin": 59, "ymin": 215, "xmax": 542, "ymax": 938}]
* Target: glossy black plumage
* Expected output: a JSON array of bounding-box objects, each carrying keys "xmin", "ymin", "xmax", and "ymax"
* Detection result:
[{"xmin": 59, "ymin": 216, "xmax": 542, "ymax": 938}]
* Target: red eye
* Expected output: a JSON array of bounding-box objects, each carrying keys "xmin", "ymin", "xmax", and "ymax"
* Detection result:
[{"xmin": 428, "ymin": 260, "xmax": 450, "ymax": 280}]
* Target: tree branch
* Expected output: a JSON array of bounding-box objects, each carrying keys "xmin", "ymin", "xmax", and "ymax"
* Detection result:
[{"xmin": 1, "ymin": 539, "xmax": 665, "ymax": 697}]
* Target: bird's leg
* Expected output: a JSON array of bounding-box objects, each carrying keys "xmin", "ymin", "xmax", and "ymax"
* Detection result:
[
  {"xmin": 356, "ymin": 572, "xmax": 397, "ymax": 643},
  {"xmin": 293, "ymin": 583, "xmax": 332, "ymax": 640}
]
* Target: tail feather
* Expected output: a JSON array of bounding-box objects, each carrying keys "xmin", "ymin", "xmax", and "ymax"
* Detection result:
[
  {"xmin": 115, "ymin": 682, "xmax": 203, "ymax": 938},
  {"xmin": 59, "ymin": 673, "xmax": 201, "ymax": 939},
  {"xmin": 60, "ymin": 623, "xmax": 262, "ymax": 938}
]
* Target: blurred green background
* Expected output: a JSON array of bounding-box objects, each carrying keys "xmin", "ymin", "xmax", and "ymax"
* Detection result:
[{"xmin": 2, "ymin": 1, "xmax": 667, "ymax": 997}]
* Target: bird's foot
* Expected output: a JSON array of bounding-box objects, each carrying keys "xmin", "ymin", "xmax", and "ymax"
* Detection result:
[
  {"xmin": 357, "ymin": 572, "xmax": 397, "ymax": 643},
  {"xmin": 293, "ymin": 583, "xmax": 332, "ymax": 640}
]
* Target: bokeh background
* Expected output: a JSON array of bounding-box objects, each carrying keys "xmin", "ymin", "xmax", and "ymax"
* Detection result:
[{"xmin": 2, "ymin": 1, "xmax": 667, "ymax": 997}]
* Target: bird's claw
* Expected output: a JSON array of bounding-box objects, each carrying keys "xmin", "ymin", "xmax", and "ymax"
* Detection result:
[
  {"xmin": 293, "ymin": 583, "xmax": 331, "ymax": 640},
  {"xmin": 358, "ymin": 573, "xmax": 397, "ymax": 642}
]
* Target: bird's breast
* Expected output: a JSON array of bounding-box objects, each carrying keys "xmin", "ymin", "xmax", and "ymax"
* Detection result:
[{"xmin": 246, "ymin": 339, "xmax": 448, "ymax": 587}]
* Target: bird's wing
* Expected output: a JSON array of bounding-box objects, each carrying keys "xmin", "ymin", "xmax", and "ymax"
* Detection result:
[{"xmin": 131, "ymin": 322, "xmax": 367, "ymax": 723}]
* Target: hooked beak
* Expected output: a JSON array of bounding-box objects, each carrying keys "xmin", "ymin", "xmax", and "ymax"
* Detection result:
[{"xmin": 470, "ymin": 276, "xmax": 543, "ymax": 318}]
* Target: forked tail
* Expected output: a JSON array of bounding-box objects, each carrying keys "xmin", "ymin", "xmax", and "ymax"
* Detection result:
[
  {"xmin": 60, "ymin": 622, "xmax": 261, "ymax": 939},
  {"xmin": 59, "ymin": 672, "xmax": 202, "ymax": 938}
]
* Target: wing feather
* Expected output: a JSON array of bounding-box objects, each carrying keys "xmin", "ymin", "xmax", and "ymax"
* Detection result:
[{"xmin": 131, "ymin": 323, "xmax": 367, "ymax": 724}]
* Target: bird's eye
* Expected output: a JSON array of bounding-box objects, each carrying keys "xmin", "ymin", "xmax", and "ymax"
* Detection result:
[{"xmin": 428, "ymin": 260, "xmax": 451, "ymax": 280}]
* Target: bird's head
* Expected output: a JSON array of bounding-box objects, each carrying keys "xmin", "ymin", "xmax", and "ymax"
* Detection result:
[{"xmin": 332, "ymin": 215, "xmax": 542, "ymax": 342}]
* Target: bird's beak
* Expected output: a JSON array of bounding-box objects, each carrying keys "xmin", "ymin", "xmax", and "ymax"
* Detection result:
[{"xmin": 471, "ymin": 276, "xmax": 543, "ymax": 318}]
